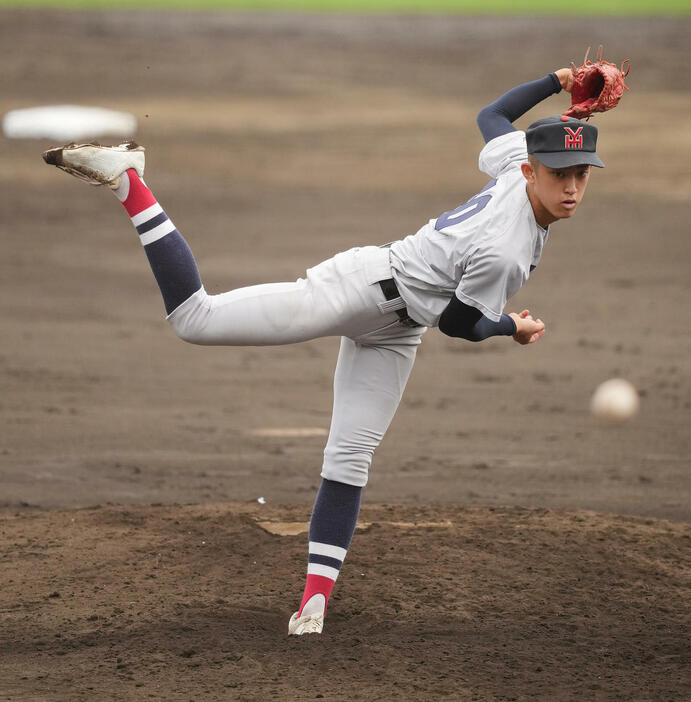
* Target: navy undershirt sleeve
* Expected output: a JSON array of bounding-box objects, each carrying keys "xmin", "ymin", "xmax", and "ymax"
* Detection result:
[
  {"xmin": 477, "ymin": 73, "xmax": 562, "ymax": 144},
  {"xmin": 438, "ymin": 295, "xmax": 516, "ymax": 342}
]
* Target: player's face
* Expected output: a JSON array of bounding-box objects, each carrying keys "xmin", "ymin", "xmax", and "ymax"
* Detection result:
[{"xmin": 527, "ymin": 163, "xmax": 591, "ymax": 227}]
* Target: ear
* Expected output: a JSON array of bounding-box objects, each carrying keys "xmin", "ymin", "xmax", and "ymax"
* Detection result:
[{"xmin": 521, "ymin": 161, "xmax": 536, "ymax": 184}]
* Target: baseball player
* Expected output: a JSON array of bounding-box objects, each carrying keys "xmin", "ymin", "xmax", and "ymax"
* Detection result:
[{"xmin": 43, "ymin": 65, "xmax": 604, "ymax": 636}]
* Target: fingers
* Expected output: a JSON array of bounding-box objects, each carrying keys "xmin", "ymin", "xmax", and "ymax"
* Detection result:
[
  {"xmin": 529, "ymin": 328, "xmax": 546, "ymax": 343},
  {"xmin": 514, "ymin": 321, "xmax": 546, "ymax": 344},
  {"xmin": 529, "ymin": 321, "xmax": 546, "ymax": 343},
  {"xmin": 511, "ymin": 311, "xmax": 546, "ymax": 344},
  {"xmin": 524, "ymin": 318, "xmax": 544, "ymax": 333}
]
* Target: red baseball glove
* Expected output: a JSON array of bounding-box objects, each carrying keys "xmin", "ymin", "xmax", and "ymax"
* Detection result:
[{"xmin": 563, "ymin": 46, "xmax": 630, "ymax": 120}]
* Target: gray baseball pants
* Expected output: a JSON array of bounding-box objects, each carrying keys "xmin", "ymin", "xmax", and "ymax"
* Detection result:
[{"xmin": 167, "ymin": 245, "xmax": 426, "ymax": 487}]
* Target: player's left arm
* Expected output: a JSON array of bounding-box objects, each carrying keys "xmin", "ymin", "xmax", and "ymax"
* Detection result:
[
  {"xmin": 477, "ymin": 69, "xmax": 573, "ymax": 144},
  {"xmin": 439, "ymin": 296, "xmax": 544, "ymax": 345}
]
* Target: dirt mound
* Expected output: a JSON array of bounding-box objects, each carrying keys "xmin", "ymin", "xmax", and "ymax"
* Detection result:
[{"xmin": 1, "ymin": 503, "xmax": 688, "ymax": 700}]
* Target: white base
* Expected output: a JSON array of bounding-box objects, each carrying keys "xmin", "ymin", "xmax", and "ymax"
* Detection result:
[{"xmin": 3, "ymin": 105, "xmax": 137, "ymax": 141}]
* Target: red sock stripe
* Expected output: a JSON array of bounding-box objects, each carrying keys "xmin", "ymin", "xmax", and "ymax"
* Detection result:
[
  {"xmin": 122, "ymin": 169, "xmax": 157, "ymax": 217},
  {"xmin": 299, "ymin": 574, "xmax": 335, "ymax": 617}
]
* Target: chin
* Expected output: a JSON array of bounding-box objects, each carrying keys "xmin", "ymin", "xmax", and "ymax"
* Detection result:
[{"xmin": 556, "ymin": 205, "xmax": 578, "ymax": 220}]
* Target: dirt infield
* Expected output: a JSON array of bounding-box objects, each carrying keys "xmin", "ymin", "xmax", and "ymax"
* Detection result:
[
  {"xmin": 1, "ymin": 10, "xmax": 690, "ymax": 701},
  {"xmin": 2, "ymin": 504, "xmax": 689, "ymax": 701}
]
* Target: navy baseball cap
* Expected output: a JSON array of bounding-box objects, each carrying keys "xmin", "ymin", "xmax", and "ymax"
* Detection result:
[{"xmin": 526, "ymin": 116, "xmax": 604, "ymax": 169}]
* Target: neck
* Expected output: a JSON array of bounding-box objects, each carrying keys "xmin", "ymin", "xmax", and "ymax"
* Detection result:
[{"xmin": 526, "ymin": 184, "xmax": 557, "ymax": 229}]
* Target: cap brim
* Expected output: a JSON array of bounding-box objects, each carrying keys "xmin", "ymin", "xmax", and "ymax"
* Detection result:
[{"xmin": 533, "ymin": 151, "xmax": 605, "ymax": 169}]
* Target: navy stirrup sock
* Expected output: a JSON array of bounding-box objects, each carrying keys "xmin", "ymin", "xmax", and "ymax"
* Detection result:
[
  {"xmin": 114, "ymin": 169, "xmax": 202, "ymax": 315},
  {"xmin": 298, "ymin": 478, "xmax": 362, "ymax": 617}
]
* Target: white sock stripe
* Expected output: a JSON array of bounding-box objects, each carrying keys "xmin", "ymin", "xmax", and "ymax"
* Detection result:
[
  {"xmin": 131, "ymin": 202, "xmax": 163, "ymax": 227},
  {"xmin": 309, "ymin": 542, "xmax": 347, "ymax": 562},
  {"xmin": 139, "ymin": 219, "xmax": 176, "ymax": 246},
  {"xmin": 307, "ymin": 563, "xmax": 340, "ymax": 581}
]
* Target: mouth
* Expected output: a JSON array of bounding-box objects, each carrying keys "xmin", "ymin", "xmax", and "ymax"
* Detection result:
[{"xmin": 561, "ymin": 199, "xmax": 577, "ymax": 210}]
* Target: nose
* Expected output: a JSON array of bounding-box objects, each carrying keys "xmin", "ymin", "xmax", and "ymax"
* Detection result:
[{"xmin": 564, "ymin": 175, "xmax": 578, "ymax": 195}]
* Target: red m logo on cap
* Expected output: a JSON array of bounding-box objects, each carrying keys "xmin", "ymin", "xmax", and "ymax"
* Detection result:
[{"xmin": 564, "ymin": 126, "xmax": 584, "ymax": 149}]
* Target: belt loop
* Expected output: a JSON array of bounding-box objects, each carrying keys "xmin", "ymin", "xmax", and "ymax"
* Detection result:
[
  {"xmin": 377, "ymin": 278, "xmax": 421, "ymax": 327},
  {"xmin": 377, "ymin": 297, "xmax": 407, "ymax": 314}
]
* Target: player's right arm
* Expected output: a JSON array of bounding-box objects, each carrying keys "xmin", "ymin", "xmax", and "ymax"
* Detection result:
[
  {"xmin": 476, "ymin": 69, "xmax": 573, "ymax": 144},
  {"xmin": 438, "ymin": 296, "xmax": 545, "ymax": 345}
]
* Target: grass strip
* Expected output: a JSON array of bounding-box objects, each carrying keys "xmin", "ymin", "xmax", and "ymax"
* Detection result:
[{"xmin": 0, "ymin": 0, "xmax": 689, "ymax": 16}]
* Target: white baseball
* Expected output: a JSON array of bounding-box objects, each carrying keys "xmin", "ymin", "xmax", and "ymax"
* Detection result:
[{"xmin": 590, "ymin": 378, "xmax": 640, "ymax": 423}]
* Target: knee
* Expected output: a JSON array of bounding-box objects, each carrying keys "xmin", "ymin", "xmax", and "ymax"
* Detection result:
[
  {"xmin": 167, "ymin": 288, "xmax": 212, "ymax": 345},
  {"xmin": 321, "ymin": 443, "xmax": 373, "ymax": 488},
  {"xmin": 171, "ymin": 322, "xmax": 204, "ymax": 345}
]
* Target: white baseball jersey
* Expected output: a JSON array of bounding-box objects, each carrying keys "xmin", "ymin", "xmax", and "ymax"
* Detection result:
[{"xmin": 389, "ymin": 130, "xmax": 549, "ymax": 327}]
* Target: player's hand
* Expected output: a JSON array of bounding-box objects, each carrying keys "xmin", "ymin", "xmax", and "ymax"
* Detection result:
[
  {"xmin": 509, "ymin": 309, "xmax": 545, "ymax": 345},
  {"xmin": 555, "ymin": 67, "xmax": 574, "ymax": 93}
]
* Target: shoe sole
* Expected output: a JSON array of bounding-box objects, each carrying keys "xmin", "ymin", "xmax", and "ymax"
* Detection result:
[{"xmin": 42, "ymin": 141, "xmax": 143, "ymax": 186}]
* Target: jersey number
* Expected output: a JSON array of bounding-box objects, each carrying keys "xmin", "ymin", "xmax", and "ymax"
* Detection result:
[{"xmin": 435, "ymin": 179, "xmax": 496, "ymax": 231}]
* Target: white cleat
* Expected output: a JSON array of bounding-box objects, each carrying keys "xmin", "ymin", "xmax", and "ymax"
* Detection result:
[
  {"xmin": 288, "ymin": 611, "xmax": 324, "ymax": 636},
  {"xmin": 42, "ymin": 141, "xmax": 145, "ymax": 188}
]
